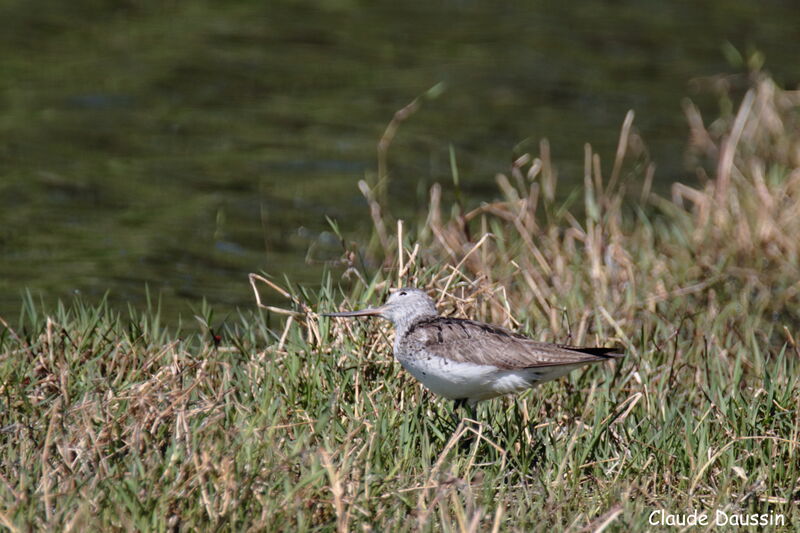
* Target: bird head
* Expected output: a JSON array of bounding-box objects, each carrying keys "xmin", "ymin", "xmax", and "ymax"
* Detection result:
[{"xmin": 323, "ymin": 287, "xmax": 438, "ymax": 328}]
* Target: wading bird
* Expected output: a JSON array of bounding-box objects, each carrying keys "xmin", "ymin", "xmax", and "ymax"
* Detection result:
[{"xmin": 325, "ymin": 288, "xmax": 624, "ymax": 418}]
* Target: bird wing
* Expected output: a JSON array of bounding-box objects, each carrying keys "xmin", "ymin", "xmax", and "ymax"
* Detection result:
[{"xmin": 401, "ymin": 317, "xmax": 623, "ymax": 370}]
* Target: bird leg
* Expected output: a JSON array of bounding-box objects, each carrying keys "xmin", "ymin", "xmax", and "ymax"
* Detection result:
[
  {"xmin": 451, "ymin": 399, "xmax": 479, "ymax": 451},
  {"xmin": 452, "ymin": 399, "xmax": 477, "ymax": 423},
  {"xmin": 465, "ymin": 401, "xmax": 477, "ymax": 421},
  {"xmin": 452, "ymin": 398, "xmax": 466, "ymax": 427}
]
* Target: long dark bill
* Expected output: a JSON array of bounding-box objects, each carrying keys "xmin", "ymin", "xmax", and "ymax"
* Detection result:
[{"xmin": 322, "ymin": 306, "xmax": 385, "ymax": 318}]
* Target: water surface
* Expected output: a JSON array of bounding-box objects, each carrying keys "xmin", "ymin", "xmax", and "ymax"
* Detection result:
[{"xmin": 1, "ymin": 0, "xmax": 799, "ymax": 324}]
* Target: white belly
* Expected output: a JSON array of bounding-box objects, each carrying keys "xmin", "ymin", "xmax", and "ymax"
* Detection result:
[{"xmin": 398, "ymin": 355, "xmax": 549, "ymax": 403}]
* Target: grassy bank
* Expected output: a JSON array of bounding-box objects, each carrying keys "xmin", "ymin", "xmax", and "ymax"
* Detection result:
[{"xmin": 2, "ymin": 72, "xmax": 799, "ymax": 531}]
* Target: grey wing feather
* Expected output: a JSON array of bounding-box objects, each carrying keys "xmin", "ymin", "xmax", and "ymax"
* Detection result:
[{"xmin": 402, "ymin": 318, "xmax": 623, "ymax": 369}]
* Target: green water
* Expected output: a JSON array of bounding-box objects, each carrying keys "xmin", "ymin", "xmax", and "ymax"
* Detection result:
[{"xmin": 1, "ymin": 0, "xmax": 799, "ymax": 324}]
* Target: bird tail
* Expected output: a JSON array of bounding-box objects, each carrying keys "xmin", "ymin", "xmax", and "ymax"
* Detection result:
[{"xmin": 571, "ymin": 346, "xmax": 625, "ymax": 359}]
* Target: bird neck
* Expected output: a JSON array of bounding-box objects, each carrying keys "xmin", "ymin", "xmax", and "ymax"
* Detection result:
[{"xmin": 392, "ymin": 312, "xmax": 438, "ymax": 341}]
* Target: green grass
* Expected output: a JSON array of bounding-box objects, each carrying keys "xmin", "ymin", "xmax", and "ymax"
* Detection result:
[{"xmin": 2, "ymin": 73, "xmax": 799, "ymax": 531}]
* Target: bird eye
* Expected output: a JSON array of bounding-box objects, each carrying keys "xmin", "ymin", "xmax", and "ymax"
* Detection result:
[{"xmin": 399, "ymin": 291, "xmax": 407, "ymax": 296}]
